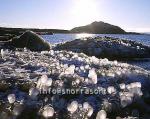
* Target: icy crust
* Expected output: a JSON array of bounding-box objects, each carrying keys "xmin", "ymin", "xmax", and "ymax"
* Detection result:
[
  {"xmin": 54, "ymin": 36, "xmax": 150, "ymax": 60},
  {"xmin": 0, "ymin": 49, "xmax": 150, "ymax": 119}
]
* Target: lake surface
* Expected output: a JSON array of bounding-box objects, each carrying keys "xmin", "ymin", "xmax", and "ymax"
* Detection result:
[{"xmin": 41, "ymin": 33, "xmax": 150, "ymax": 70}]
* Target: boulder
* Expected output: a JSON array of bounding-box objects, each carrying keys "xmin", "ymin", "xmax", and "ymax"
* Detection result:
[
  {"xmin": 54, "ymin": 37, "xmax": 150, "ymax": 60},
  {"xmin": 11, "ymin": 31, "xmax": 50, "ymax": 51}
]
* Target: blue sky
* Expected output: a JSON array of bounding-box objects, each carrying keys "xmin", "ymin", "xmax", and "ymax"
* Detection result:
[{"xmin": 0, "ymin": 0, "xmax": 150, "ymax": 32}]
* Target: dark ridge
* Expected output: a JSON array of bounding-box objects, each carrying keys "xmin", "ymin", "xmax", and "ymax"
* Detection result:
[
  {"xmin": 70, "ymin": 21, "xmax": 126, "ymax": 34},
  {"xmin": 0, "ymin": 27, "xmax": 70, "ymax": 36}
]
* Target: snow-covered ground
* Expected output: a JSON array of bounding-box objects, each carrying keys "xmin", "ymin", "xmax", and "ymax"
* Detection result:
[
  {"xmin": 42, "ymin": 34, "xmax": 150, "ymax": 71},
  {"xmin": 0, "ymin": 49, "xmax": 150, "ymax": 118}
]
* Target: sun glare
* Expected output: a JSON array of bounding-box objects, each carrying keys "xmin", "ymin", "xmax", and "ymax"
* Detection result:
[
  {"xmin": 76, "ymin": 33, "xmax": 94, "ymax": 39},
  {"xmin": 72, "ymin": 0, "xmax": 98, "ymax": 25}
]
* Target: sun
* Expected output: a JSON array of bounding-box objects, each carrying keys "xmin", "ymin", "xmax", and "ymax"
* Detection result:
[{"xmin": 72, "ymin": 0, "xmax": 98, "ymax": 25}]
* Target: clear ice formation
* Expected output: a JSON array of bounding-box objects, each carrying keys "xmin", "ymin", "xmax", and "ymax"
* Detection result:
[
  {"xmin": 96, "ymin": 110, "xmax": 107, "ymax": 119},
  {"xmin": 42, "ymin": 105, "xmax": 55, "ymax": 118},
  {"xmin": 7, "ymin": 94, "xmax": 16, "ymax": 104},
  {"xmin": 0, "ymin": 49, "xmax": 150, "ymax": 118}
]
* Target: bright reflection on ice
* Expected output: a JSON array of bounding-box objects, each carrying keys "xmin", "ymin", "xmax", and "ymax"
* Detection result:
[
  {"xmin": 1, "ymin": 49, "xmax": 4, "ymax": 58},
  {"xmin": 75, "ymin": 33, "xmax": 94, "ymax": 39},
  {"xmin": 83, "ymin": 102, "xmax": 89, "ymax": 110},
  {"xmin": 64, "ymin": 65, "xmax": 75, "ymax": 75},
  {"xmin": 8, "ymin": 94, "xmax": 16, "ymax": 104},
  {"xmin": 42, "ymin": 105, "xmax": 55, "ymax": 118},
  {"xmin": 87, "ymin": 106, "xmax": 94, "ymax": 117},
  {"xmin": 67, "ymin": 101, "xmax": 78, "ymax": 113},
  {"xmin": 96, "ymin": 110, "xmax": 107, "ymax": 119},
  {"xmin": 88, "ymin": 69, "xmax": 97, "ymax": 84}
]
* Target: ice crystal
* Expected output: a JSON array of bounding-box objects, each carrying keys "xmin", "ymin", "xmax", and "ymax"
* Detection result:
[
  {"xmin": 46, "ymin": 78, "xmax": 53, "ymax": 87},
  {"xmin": 107, "ymin": 86, "xmax": 116, "ymax": 94},
  {"xmin": 96, "ymin": 110, "xmax": 107, "ymax": 119},
  {"xmin": 87, "ymin": 106, "xmax": 93, "ymax": 117},
  {"xmin": 42, "ymin": 105, "xmax": 55, "ymax": 118},
  {"xmin": 8, "ymin": 94, "xmax": 16, "ymax": 104},
  {"xmin": 83, "ymin": 102, "xmax": 89, "ymax": 110},
  {"xmin": 1, "ymin": 49, "xmax": 4, "ymax": 58},
  {"xmin": 65, "ymin": 65, "xmax": 75, "ymax": 75},
  {"xmin": 29, "ymin": 88, "xmax": 39, "ymax": 100},
  {"xmin": 119, "ymin": 83, "xmax": 126, "ymax": 90},
  {"xmin": 67, "ymin": 101, "xmax": 78, "ymax": 114},
  {"xmin": 88, "ymin": 69, "xmax": 97, "ymax": 84},
  {"xmin": 40, "ymin": 75, "xmax": 48, "ymax": 84},
  {"xmin": 120, "ymin": 94, "xmax": 133, "ymax": 108}
]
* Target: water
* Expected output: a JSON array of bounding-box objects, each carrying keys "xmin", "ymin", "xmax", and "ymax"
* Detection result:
[
  {"xmin": 41, "ymin": 33, "xmax": 150, "ymax": 70},
  {"xmin": 41, "ymin": 33, "xmax": 150, "ymax": 46}
]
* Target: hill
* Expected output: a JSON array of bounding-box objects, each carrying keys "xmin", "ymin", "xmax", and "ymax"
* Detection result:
[{"xmin": 70, "ymin": 21, "xmax": 126, "ymax": 34}]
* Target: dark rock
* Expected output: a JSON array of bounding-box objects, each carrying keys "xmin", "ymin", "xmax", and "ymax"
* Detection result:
[
  {"xmin": 54, "ymin": 37, "xmax": 150, "ymax": 60},
  {"xmin": 11, "ymin": 31, "xmax": 51, "ymax": 51},
  {"xmin": 71, "ymin": 21, "xmax": 126, "ymax": 34}
]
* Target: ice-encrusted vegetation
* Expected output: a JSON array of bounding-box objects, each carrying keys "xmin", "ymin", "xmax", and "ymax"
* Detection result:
[{"xmin": 0, "ymin": 48, "xmax": 150, "ymax": 118}]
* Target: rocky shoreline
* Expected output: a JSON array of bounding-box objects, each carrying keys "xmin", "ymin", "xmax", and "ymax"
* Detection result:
[
  {"xmin": 0, "ymin": 31, "xmax": 150, "ymax": 119},
  {"xmin": 54, "ymin": 36, "xmax": 150, "ymax": 61}
]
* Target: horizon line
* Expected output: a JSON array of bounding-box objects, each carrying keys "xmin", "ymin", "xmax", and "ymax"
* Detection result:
[{"xmin": 0, "ymin": 23, "xmax": 150, "ymax": 33}]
